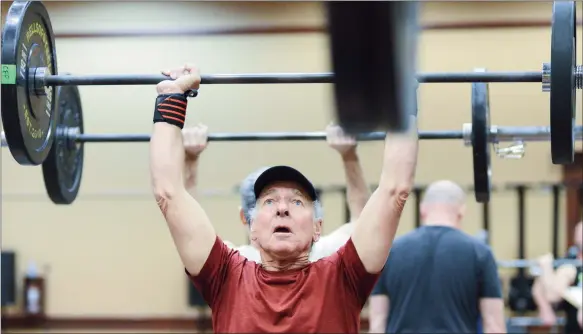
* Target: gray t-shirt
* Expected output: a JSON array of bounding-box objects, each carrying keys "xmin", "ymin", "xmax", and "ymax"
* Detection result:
[{"xmin": 371, "ymin": 225, "xmax": 502, "ymax": 333}]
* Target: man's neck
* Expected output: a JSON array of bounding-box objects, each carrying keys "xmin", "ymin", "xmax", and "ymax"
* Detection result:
[
  {"xmin": 260, "ymin": 251, "xmax": 310, "ymax": 272},
  {"xmin": 423, "ymin": 219, "xmax": 458, "ymax": 229}
]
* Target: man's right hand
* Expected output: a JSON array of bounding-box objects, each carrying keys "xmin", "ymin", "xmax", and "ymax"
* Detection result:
[
  {"xmin": 326, "ymin": 124, "xmax": 357, "ymax": 157},
  {"xmin": 183, "ymin": 124, "xmax": 209, "ymax": 159},
  {"xmin": 157, "ymin": 64, "xmax": 201, "ymax": 94}
]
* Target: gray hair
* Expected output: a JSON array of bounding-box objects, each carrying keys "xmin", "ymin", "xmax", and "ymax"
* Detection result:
[
  {"xmin": 248, "ymin": 199, "xmax": 324, "ymax": 223},
  {"xmin": 239, "ymin": 167, "xmax": 270, "ymax": 225}
]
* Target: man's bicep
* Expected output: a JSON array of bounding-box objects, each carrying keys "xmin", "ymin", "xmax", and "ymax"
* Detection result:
[
  {"xmin": 479, "ymin": 298, "xmax": 506, "ymax": 333},
  {"xmin": 162, "ymin": 189, "xmax": 217, "ymax": 276},
  {"xmin": 368, "ymin": 295, "xmax": 389, "ymax": 333},
  {"xmin": 187, "ymin": 236, "xmax": 240, "ymax": 308},
  {"xmin": 479, "ymin": 249, "xmax": 502, "ymax": 298}
]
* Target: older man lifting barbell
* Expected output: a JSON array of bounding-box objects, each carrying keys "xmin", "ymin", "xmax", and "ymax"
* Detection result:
[
  {"xmin": 149, "ymin": 63, "xmax": 419, "ymax": 332},
  {"xmin": 180, "ymin": 123, "xmax": 370, "ymax": 262}
]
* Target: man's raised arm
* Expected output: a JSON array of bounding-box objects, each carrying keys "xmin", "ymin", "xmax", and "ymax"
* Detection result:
[
  {"xmin": 351, "ymin": 116, "xmax": 419, "ymax": 273},
  {"xmin": 150, "ymin": 64, "xmax": 216, "ymax": 276}
]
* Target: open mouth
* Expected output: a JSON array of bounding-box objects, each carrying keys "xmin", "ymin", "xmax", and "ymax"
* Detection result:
[{"xmin": 274, "ymin": 226, "xmax": 291, "ymax": 233}]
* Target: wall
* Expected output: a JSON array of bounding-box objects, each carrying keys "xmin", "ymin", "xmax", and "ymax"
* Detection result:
[{"xmin": 1, "ymin": 1, "xmax": 582, "ymax": 317}]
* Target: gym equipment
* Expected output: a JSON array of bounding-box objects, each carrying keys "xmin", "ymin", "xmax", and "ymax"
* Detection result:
[
  {"xmin": 1, "ymin": 1, "xmax": 581, "ymax": 166},
  {"xmin": 41, "ymin": 83, "xmax": 84, "ymax": 204},
  {"xmin": 507, "ymin": 316, "xmax": 566, "ymax": 327},
  {"xmin": 548, "ymin": 1, "xmax": 577, "ymax": 164},
  {"xmin": 498, "ymin": 258, "xmax": 582, "ymax": 269},
  {"xmin": 1, "ymin": 1, "xmax": 57, "ymax": 166},
  {"xmin": 551, "ymin": 184, "xmax": 561, "ymax": 258},
  {"xmin": 507, "ymin": 186, "xmax": 537, "ymax": 313},
  {"xmin": 470, "ymin": 72, "xmax": 491, "ymax": 202},
  {"xmin": 326, "ymin": 2, "xmax": 419, "ymax": 133}
]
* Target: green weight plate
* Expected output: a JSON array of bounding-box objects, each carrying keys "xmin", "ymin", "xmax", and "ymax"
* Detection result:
[
  {"xmin": 1, "ymin": 1, "xmax": 58, "ymax": 166},
  {"xmin": 42, "ymin": 83, "xmax": 84, "ymax": 205},
  {"xmin": 550, "ymin": 1, "xmax": 576, "ymax": 164},
  {"xmin": 326, "ymin": 1, "xmax": 419, "ymax": 134},
  {"xmin": 471, "ymin": 78, "xmax": 491, "ymax": 203}
]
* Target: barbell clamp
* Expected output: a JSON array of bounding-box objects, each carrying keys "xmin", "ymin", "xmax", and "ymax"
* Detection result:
[
  {"xmin": 494, "ymin": 141, "xmax": 526, "ymax": 159},
  {"xmin": 541, "ymin": 63, "xmax": 583, "ymax": 92}
]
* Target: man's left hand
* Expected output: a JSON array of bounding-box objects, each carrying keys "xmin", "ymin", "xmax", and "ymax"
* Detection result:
[
  {"xmin": 326, "ymin": 124, "xmax": 357, "ymax": 157},
  {"xmin": 183, "ymin": 124, "xmax": 209, "ymax": 159}
]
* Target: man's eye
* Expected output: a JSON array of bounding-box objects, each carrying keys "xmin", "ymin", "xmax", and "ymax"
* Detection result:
[
  {"xmin": 292, "ymin": 199, "xmax": 303, "ymax": 206},
  {"xmin": 264, "ymin": 199, "xmax": 274, "ymax": 205}
]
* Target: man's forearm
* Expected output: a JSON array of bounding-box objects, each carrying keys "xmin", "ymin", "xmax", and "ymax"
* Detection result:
[
  {"xmin": 539, "ymin": 264, "xmax": 563, "ymax": 301},
  {"xmin": 341, "ymin": 151, "xmax": 370, "ymax": 221},
  {"xmin": 351, "ymin": 116, "xmax": 418, "ymax": 273},
  {"xmin": 379, "ymin": 117, "xmax": 418, "ymax": 191},
  {"xmin": 184, "ymin": 156, "xmax": 199, "ymax": 196},
  {"xmin": 532, "ymin": 279, "xmax": 555, "ymax": 314},
  {"xmin": 150, "ymin": 123, "xmax": 185, "ymax": 197}
]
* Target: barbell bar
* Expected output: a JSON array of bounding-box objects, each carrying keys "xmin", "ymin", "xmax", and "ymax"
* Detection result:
[
  {"xmin": 498, "ymin": 258, "xmax": 582, "ymax": 269},
  {"xmin": 2, "ymin": 125, "xmax": 582, "ymax": 145},
  {"xmin": 41, "ymin": 71, "xmax": 551, "ymax": 86}
]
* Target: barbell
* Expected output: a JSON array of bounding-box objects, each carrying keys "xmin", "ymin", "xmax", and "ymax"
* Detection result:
[
  {"xmin": 0, "ymin": 2, "xmax": 581, "ymax": 166},
  {"xmin": 498, "ymin": 258, "xmax": 582, "ymax": 269},
  {"xmin": 1, "ymin": 80, "xmax": 582, "ymax": 205}
]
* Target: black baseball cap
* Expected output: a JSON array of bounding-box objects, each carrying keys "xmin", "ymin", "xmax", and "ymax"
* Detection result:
[{"xmin": 253, "ymin": 166, "xmax": 318, "ymax": 201}]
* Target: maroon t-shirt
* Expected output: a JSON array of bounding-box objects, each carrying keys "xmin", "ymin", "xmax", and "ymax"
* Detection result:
[{"xmin": 187, "ymin": 236, "xmax": 380, "ymax": 333}]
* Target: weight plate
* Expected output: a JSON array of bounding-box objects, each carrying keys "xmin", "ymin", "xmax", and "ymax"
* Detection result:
[
  {"xmin": 42, "ymin": 84, "xmax": 84, "ymax": 205},
  {"xmin": 326, "ymin": 1, "xmax": 419, "ymax": 134},
  {"xmin": 550, "ymin": 1, "xmax": 576, "ymax": 165},
  {"xmin": 471, "ymin": 79, "xmax": 491, "ymax": 203},
  {"xmin": 1, "ymin": 1, "xmax": 58, "ymax": 166}
]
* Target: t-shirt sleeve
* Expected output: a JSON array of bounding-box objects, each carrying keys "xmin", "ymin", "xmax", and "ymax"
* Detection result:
[
  {"xmin": 371, "ymin": 266, "xmax": 388, "ymax": 296},
  {"xmin": 338, "ymin": 237, "xmax": 382, "ymax": 307},
  {"xmin": 185, "ymin": 236, "xmax": 243, "ymax": 307},
  {"xmin": 478, "ymin": 246, "xmax": 502, "ymax": 298}
]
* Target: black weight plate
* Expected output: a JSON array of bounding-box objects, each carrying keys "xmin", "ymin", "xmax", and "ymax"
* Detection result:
[
  {"xmin": 326, "ymin": 1, "xmax": 419, "ymax": 134},
  {"xmin": 1, "ymin": 1, "xmax": 58, "ymax": 166},
  {"xmin": 42, "ymin": 84, "xmax": 84, "ymax": 205},
  {"xmin": 471, "ymin": 80, "xmax": 491, "ymax": 203},
  {"xmin": 550, "ymin": 1, "xmax": 576, "ymax": 165}
]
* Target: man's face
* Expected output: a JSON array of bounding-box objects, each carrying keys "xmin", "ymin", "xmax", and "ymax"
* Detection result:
[{"xmin": 250, "ymin": 181, "xmax": 321, "ymax": 258}]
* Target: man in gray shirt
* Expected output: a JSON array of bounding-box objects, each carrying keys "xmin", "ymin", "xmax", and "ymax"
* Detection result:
[{"xmin": 368, "ymin": 180, "xmax": 506, "ymax": 333}]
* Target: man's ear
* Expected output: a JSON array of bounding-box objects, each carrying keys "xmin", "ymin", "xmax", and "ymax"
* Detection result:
[
  {"xmin": 239, "ymin": 207, "xmax": 248, "ymax": 226},
  {"xmin": 313, "ymin": 219, "xmax": 323, "ymax": 243}
]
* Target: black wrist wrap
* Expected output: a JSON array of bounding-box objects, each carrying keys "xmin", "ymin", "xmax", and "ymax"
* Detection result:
[{"xmin": 153, "ymin": 94, "xmax": 188, "ymax": 129}]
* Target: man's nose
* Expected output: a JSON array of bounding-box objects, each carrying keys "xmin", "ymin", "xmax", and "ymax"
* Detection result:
[{"xmin": 276, "ymin": 202, "xmax": 290, "ymax": 217}]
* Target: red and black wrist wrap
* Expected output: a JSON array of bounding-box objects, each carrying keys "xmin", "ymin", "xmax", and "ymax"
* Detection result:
[{"xmin": 153, "ymin": 93, "xmax": 189, "ymax": 129}]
